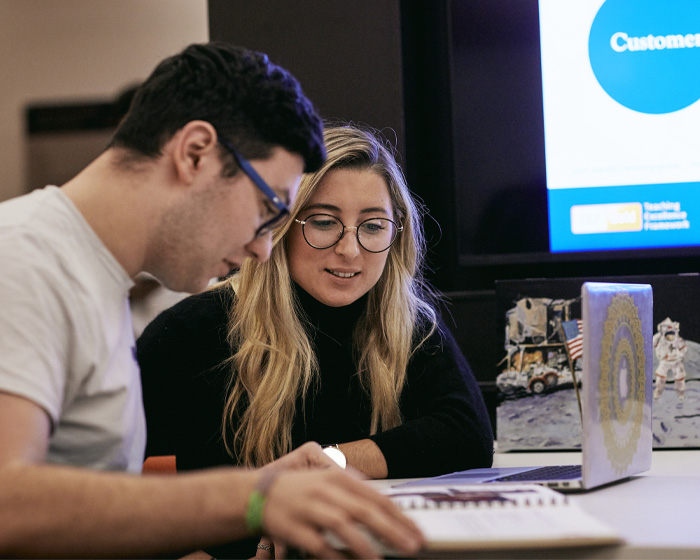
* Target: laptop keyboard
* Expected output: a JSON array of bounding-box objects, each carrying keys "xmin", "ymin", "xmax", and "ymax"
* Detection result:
[{"xmin": 496, "ymin": 464, "xmax": 582, "ymax": 482}]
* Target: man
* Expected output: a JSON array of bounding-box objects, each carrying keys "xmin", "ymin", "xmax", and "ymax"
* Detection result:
[{"xmin": 0, "ymin": 42, "xmax": 423, "ymax": 558}]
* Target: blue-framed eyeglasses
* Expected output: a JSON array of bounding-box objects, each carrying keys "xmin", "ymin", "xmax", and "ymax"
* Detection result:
[{"xmin": 218, "ymin": 137, "xmax": 290, "ymax": 237}]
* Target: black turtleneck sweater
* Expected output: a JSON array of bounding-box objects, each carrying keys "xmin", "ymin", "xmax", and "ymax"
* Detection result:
[{"xmin": 137, "ymin": 285, "xmax": 493, "ymax": 476}]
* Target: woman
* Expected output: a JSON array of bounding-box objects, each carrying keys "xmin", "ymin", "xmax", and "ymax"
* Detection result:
[{"xmin": 138, "ymin": 124, "xmax": 493, "ymax": 480}]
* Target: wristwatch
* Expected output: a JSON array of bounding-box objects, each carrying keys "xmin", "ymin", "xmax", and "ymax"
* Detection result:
[{"xmin": 322, "ymin": 444, "xmax": 347, "ymax": 469}]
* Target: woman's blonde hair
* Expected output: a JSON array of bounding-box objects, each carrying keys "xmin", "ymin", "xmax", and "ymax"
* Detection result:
[{"xmin": 222, "ymin": 123, "xmax": 438, "ymax": 466}]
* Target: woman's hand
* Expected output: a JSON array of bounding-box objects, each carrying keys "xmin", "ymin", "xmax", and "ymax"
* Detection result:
[
  {"xmin": 252, "ymin": 536, "xmax": 276, "ymax": 560},
  {"xmin": 259, "ymin": 441, "xmax": 336, "ymax": 474}
]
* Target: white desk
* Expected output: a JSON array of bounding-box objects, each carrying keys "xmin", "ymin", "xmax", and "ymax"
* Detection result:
[{"xmin": 382, "ymin": 449, "xmax": 700, "ymax": 559}]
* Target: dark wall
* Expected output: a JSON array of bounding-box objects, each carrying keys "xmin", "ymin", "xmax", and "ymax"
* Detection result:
[
  {"xmin": 208, "ymin": 0, "xmax": 458, "ymax": 287},
  {"xmin": 208, "ymin": 0, "xmax": 406, "ymax": 161}
]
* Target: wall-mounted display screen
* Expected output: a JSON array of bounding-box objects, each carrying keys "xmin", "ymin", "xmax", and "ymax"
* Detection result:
[
  {"xmin": 541, "ymin": 0, "xmax": 700, "ymax": 253},
  {"xmin": 450, "ymin": 0, "xmax": 700, "ymax": 265}
]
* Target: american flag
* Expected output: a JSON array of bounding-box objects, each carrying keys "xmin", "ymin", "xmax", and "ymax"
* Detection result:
[{"xmin": 562, "ymin": 319, "xmax": 583, "ymax": 361}]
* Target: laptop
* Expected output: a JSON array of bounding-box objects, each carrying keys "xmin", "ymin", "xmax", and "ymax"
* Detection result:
[{"xmin": 402, "ymin": 282, "xmax": 654, "ymax": 492}]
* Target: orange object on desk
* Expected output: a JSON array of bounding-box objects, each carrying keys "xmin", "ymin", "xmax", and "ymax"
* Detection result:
[{"xmin": 143, "ymin": 455, "xmax": 176, "ymax": 474}]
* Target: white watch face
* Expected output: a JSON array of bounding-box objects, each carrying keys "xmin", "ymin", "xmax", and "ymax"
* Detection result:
[{"xmin": 322, "ymin": 446, "xmax": 347, "ymax": 469}]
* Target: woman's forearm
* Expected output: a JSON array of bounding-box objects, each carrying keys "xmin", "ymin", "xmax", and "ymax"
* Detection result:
[{"xmin": 338, "ymin": 439, "xmax": 388, "ymax": 479}]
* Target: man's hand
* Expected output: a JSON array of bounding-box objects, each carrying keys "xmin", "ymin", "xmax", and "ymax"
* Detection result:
[{"xmin": 261, "ymin": 468, "xmax": 424, "ymax": 560}]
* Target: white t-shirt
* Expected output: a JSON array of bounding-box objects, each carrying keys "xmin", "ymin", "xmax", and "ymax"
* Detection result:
[{"xmin": 0, "ymin": 186, "xmax": 146, "ymax": 472}]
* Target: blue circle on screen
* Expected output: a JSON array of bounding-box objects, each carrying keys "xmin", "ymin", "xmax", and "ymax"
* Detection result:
[{"xmin": 589, "ymin": 0, "xmax": 700, "ymax": 114}]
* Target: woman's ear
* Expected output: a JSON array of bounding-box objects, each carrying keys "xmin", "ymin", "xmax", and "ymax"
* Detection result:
[{"xmin": 171, "ymin": 120, "xmax": 219, "ymax": 184}]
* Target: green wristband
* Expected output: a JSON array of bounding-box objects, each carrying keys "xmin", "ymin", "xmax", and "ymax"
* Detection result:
[
  {"xmin": 245, "ymin": 469, "xmax": 279, "ymax": 534},
  {"xmin": 245, "ymin": 489, "xmax": 266, "ymax": 533}
]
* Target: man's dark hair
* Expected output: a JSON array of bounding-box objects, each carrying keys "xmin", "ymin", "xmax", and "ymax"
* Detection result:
[{"xmin": 109, "ymin": 42, "xmax": 325, "ymax": 173}]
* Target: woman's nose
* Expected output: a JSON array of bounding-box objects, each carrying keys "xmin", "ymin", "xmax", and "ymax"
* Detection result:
[{"xmin": 335, "ymin": 226, "xmax": 361, "ymax": 258}]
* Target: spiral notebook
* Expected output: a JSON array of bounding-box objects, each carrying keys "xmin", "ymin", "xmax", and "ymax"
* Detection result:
[
  {"xmin": 404, "ymin": 282, "xmax": 654, "ymax": 492},
  {"xmin": 326, "ymin": 483, "xmax": 622, "ymax": 553}
]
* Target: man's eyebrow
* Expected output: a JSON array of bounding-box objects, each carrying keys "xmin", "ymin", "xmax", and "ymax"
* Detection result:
[{"xmin": 302, "ymin": 203, "xmax": 389, "ymax": 215}]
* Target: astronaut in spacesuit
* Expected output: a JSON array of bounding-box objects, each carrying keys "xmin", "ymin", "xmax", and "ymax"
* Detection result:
[{"xmin": 653, "ymin": 317, "xmax": 687, "ymax": 402}]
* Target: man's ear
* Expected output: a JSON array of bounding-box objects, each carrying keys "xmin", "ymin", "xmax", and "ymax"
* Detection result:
[{"xmin": 171, "ymin": 120, "xmax": 219, "ymax": 184}]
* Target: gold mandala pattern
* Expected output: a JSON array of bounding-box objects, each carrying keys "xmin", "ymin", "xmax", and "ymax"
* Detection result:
[{"xmin": 599, "ymin": 292, "xmax": 646, "ymax": 473}]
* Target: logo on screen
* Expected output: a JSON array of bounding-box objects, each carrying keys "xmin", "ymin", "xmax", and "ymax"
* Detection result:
[
  {"xmin": 571, "ymin": 203, "xmax": 642, "ymax": 235},
  {"xmin": 589, "ymin": 0, "xmax": 700, "ymax": 114}
]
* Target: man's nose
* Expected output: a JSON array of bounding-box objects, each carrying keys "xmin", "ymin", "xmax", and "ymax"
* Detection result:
[{"xmin": 246, "ymin": 233, "xmax": 273, "ymax": 262}]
